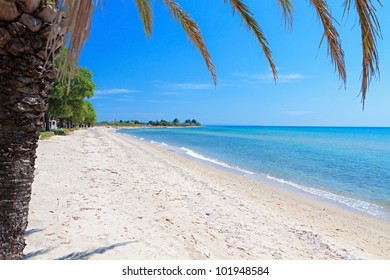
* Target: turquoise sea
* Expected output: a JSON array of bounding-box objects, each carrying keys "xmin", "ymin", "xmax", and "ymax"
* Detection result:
[{"xmin": 117, "ymin": 126, "xmax": 390, "ymax": 221}]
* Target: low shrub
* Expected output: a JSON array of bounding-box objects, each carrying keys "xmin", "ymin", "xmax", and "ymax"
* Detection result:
[
  {"xmin": 40, "ymin": 129, "xmax": 72, "ymax": 140},
  {"xmin": 40, "ymin": 131, "xmax": 55, "ymax": 140}
]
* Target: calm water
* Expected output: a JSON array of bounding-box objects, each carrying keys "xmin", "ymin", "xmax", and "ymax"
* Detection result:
[{"xmin": 117, "ymin": 126, "xmax": 390, "ymax": 220}]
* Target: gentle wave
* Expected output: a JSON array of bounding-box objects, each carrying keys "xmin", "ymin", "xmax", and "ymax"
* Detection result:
[
  {"xmin": 265, "ymin": 175, "xmax": 388, "ymax": 219},
  {"xmin": 118, "ymin": 129, "xmax": 390, "ymax": 220},
  {"xmin": 166, "ymin": 144, "xmax": 388, "ymax": 219},
  {"xmin": 129, "ymin": 133, "xmax": 254, "ymax": 175},
  {"xmin": 179, "ymin": 147, "xmax": 254, "ymax": 175}
]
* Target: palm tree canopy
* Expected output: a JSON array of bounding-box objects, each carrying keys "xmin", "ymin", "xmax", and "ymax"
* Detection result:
[{"xmin": 54, "ymin": 0, "xmax": 382, "ymax": 106}]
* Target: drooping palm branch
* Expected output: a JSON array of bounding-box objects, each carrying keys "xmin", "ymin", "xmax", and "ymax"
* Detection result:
[
  {"xmin": 53, "ymin": 0, "xmax": 382, "ymax": 105},
  {"xmin": 309, "ymin": 0, "xmax": 346, "ymax": 88},
  {"xmin": 161, "ymin": 0, "xmax": 217, "ymax": 85},
  {"xmin": 344, "ymin": 0, "xmax": 382, "ymax": 107},
  {"xmin": 136, "ymin": 0, "xmax": 153, "ymax": 36},
  {"xmin": 49, "ymin": 0, "xmax": 95, "ymax": 89},
  {"xmin": 224, "ymin": 0, "xmax": 278, "ymax": 81},
  {"xmin": 276, "ymin": 0, "xmax": 293, "ymax": 29}
]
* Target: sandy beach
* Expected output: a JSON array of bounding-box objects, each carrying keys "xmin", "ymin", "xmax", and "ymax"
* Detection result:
[{"xmin": 24, "ymin": 127, "xmax": 390, "ymax": 260}]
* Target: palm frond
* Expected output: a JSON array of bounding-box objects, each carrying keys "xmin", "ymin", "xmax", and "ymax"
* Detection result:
[
  {"xmin": 48, "ymin": 0, "xmax": 96, "ymax": 90},
  {"xmin": 162, "ymin": 0, "xmax": 217, "ymax": 85},
  {"xmin": 224, "ymin": 0, "xmax": 277, "ymax": 81},
  {"xmin": 276, "ymin": 0, "xmax": 293, "ymax": 29},
  {"xmin": 344, "ymin": 0, "xmax": 382, "ymax": 108},
  {"xmin": 309, "ymin": 0, "xmax": 346, "ymax": 88},
  {"xmin": 135, "ymin": 0, "xmax": 153, "ymax": 37}
]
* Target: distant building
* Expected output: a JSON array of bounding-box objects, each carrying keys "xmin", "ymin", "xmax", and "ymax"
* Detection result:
[{"xmin": 50, "ymin": 119, "xmax": 57, "ymax": 130}]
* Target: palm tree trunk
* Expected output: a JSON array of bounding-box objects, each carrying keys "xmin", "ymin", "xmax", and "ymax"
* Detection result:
[{"xmin": 0, "ymin": 0, "xmax": 62, "ymax": 259}]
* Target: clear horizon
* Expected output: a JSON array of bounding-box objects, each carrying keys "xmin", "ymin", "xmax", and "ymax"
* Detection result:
[
  {"xmin": 79, "ymin": 1, "xmax": 389, "ymax": 127},
  {"xmin": 204, "ymin": 124, "xmax": 390, "ymax": 128}
]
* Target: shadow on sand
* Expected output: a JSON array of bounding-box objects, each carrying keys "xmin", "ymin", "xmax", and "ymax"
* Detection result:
[
  {"xmin": 23, "ymin": 248, "xmax": 54, "ymax": 259},
  {"xmin": 24, "ymin": 228, "xmax": 44, "ymax": 237},
  {"xmin": 23, "ymin": 227, "xmax": 136, "ymax": 260},
  {"xmin": 56, "ymin": 240, "xmax": 137, "ymax": 260},
  {"xmin": 23, "ymin": 228, "xmax": 52, "ymax": 259}
]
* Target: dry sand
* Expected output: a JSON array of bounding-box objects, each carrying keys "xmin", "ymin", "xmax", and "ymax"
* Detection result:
[{"xmin": 24, "ymin": 127, "xmax": 390, "ymax": 260}]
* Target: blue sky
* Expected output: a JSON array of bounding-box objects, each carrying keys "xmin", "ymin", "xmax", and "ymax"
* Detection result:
[{"xmin": 79, "ymin": 0, "xmax": 389, "ymax": 126}]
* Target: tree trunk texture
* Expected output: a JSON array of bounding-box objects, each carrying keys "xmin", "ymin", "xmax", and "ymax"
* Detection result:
[
  {"xmin": 44, "ymin": 112, "xmax": 50, "ymax": 131},
  {"xmin": 0, "ymin": 0, "xmax": 62, "ymax": 259}
]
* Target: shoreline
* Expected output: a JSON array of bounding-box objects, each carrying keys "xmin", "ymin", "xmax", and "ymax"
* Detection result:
[
  {"xmin": 25, "ymin": 127, "xmax": 390, "ymax": 259},
  {"xmin": 100, "ymin": 125, "xmax": 204, "ymax": 129},
  {"xmin": 116, "ymin": 128, "xmax": 390, "ymax": 223}
]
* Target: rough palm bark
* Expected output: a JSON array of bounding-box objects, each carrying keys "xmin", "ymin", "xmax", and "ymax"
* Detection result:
[{"xmin": 0, "ymin": 0, "xmax": 62, "ymax": 259}]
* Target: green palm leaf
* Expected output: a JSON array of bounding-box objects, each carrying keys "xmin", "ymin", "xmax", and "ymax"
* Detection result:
[
  {"xmin": 276, "ymin": 0, "xmax": 293, "ymax": 29},
  {"xmin": 309, "ymin": 0, "xmax": 346, "ymax": 88},
  {"xmin": 50, "ymin": 0, "xmax": 95, "ymax": 89},
  {"xmin": 162, "ymin": 0, "xmax": 217, "ymax": 85},
  {"xmin": 344, "ymin": 0, "xmax": 382, "ymax": 107},
  {"xmin": 136, "ymin": 0, "xmax": 153, "ymax": 37},
  {"xmin": 52, "ymin": 0, "xmax": 382, "ymax": 105},
  {"xmin": 224, "ymin": 0, "xmax": 277, "ymax": 81}
]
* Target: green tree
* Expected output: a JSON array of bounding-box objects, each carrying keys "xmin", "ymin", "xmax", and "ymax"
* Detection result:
[
  {"xmin": 0, "ymin": 0, "xmax": 383, "ymax": 259},
  {"xmin": 173, "ymin": 118, "xmax": 180, "ymax": 126},
  {"xmin": 47, "ymin": 67, "xmax": 96, "ymax": 128},
  {"xmin": 159, "ymin": 119, "xmax": 171, "ymax": 126},
  {"xmin": 191, "ymin": 119, "xmax": 201, "ymax": 126},
  {"xmin": 82, "ymin": 101, "xmax": 97, "ymax": 127}
]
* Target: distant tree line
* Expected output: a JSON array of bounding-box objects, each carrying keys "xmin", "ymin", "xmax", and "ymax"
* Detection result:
[{"xmin": 97, "ymin": 118, "xmax": 201, "ymax": 127}]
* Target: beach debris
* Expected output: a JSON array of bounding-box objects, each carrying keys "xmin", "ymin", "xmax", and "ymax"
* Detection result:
[
  {"xmin": 191, "ymin": 234, "xmax": 198, "ymax": 245},
  {"xmin": 154, "ymin": 190, "xmax": 163, "ymax": 196},
  {"xmin": 79, "ymin": 207, "xmax": 102, "ymax": 211},
  {"xmin": 289, "ymin": 228, "xmax": 345, "ymax": 259}
]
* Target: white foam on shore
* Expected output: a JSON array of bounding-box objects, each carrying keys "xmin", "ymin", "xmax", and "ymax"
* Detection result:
[
  {"xmin": 265, "ymin": 175, "xmax": 389, "ymax": 219},
  {"xmin": 117, "ymin": 130, "xmax": 390, "ymax": 221},
  {"xmin": 126, "ymin": 133, "xmax": 254, "ymax": 175},
  {"xmin": 173, "ymin": 145, "xmax": 389, "ymax": 220},
  {"xmin": 179, "ymin": 147, "xmax": 254, "ymax": 175}
]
